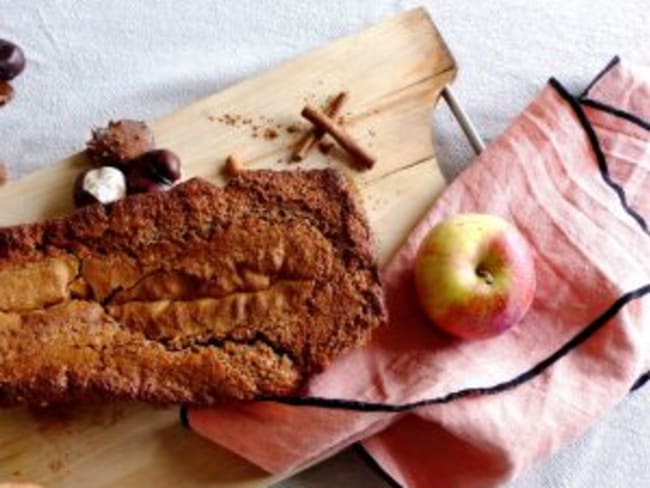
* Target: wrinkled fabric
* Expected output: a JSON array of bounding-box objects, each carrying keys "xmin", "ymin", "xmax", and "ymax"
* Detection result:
[{"xmin": 188, "ymin": 58, "xmax": 650, "ymax": 487}]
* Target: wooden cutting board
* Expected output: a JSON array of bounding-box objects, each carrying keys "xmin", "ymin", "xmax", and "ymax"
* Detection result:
[{"xmin": 0, "ymin": 8, "xmax": 456, "ymax": 487}]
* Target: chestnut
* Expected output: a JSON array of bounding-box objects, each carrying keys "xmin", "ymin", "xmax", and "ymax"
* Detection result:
[
  {"xmin": 74, "ymin": 166, "xmax": 127, "ymax": 207},
  {"xmin": 0, "ymin": 39, "xmax": 26, "ymax": 81},
  {"xmin": 126, "ymin": 149, "xmax": 181, "ymax": 194},
  {"xmin": 0, "ymin": 81, "xmax": 13, "ymax": 107}
]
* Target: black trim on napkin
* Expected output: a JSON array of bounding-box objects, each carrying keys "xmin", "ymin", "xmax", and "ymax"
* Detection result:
[
  {"xmin": 179, "ymin": 405, "xmax": 190, "ymax": 429},
  {"xmin": 550, "ymin": 78, "xmax": 649, "ymax": 234},
  {"xmin": 580, "ymin": 98, "xmax": 650, "ymax": 132},
  {"xmin": 574, "ymin": 72, "xmax": 650, "ymax": 392},
  {"xmin": 631, "ymin": 371, "xmax": 650, "ymax": 392},
  {"xmin": 580, "ymin": 56, "xmax": 620, "ymax": 98}
]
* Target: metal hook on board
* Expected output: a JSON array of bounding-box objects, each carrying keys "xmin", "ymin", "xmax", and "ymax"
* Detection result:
[{"xmin": 442, "ymin": 86, "xmax": 486, "ymax": 156}]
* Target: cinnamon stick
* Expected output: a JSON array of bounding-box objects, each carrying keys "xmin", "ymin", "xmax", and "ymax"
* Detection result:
[
  {"xmin": 291, "ymin": 91, "xmax": 348, "ymax": 162},
  {"xmin": 301, "ymin": 105, "xmax": 376, "ymax": 170}
]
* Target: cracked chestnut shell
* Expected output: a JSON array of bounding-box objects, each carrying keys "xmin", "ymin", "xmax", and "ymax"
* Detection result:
[
  {"xmin": 0, "ymin": 39, "xmax": 26, "ymax": 81},
  {"xmin": 86, "ymin": 119, "xmax": 155, "ymax": 167},
  {"xmin": 126, "ymin": 149, "xmax": 182, "ymax": 194}
]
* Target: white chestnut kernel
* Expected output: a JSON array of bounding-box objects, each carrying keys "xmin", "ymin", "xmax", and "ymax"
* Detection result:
[{"xmin": 74, "ymin": 166, "xmax": 127, "ymax": 207}]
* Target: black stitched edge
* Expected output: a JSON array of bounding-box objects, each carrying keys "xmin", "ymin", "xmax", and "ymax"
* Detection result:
[
  {"xmin": 549, "ymin": 78, "xmax": 649, "ymax": 235},
  {"xmin": 631, "ymin": 371, "xmax": 650, "ymax": 392},
  {"xmin": 580, "ymin": 56, "xmax": 621, "ymax": 98},
  {"xmin": 354, "ymin": 443, "xmax": 403, "ymax": 488},
  {"xmin": 581, "ymin": 97, "xmax": 650, "ymax": 132},
  {"xmin": 179, "ymin": 405, "xmax": 190, "ymax": 429},
  {"xmin": 259, "ymin": 284, "xmax": 650, "ymax": 412}
]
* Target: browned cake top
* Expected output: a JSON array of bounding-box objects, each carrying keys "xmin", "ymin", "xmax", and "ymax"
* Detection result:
[{"xmin": 0, "ymin": 169, "xmax": 386, "ymax": 405}]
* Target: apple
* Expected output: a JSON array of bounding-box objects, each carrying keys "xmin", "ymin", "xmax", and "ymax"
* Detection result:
[{"xmin": 414, "ymin": 213, "xmax": 536, "ymax": 340}]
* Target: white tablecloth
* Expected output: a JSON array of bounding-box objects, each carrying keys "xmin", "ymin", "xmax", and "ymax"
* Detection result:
[{"xmin": 2, "ymin": 1, "xmax": 649, "ymax": 486}]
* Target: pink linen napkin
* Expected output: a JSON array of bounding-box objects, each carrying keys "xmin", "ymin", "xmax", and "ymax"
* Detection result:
[{"xmin": 186, "ymin": 57, "xmax": 650, "ymax": 487}]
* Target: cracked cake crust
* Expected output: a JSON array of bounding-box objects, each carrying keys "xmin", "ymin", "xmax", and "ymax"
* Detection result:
[{"xmin": 0, "ymin": 169, "xmax": 386, "ymax": 406}]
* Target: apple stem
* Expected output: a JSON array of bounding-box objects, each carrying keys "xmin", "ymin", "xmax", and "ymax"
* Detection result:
[{"xmin": 476, "ymin": 268, "xmax": 494, "ymax": 285}]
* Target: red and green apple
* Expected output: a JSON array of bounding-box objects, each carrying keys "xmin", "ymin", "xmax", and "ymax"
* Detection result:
[{"xmin": 414, "ymin": 213, "xmax": 536, "ymax": 340}]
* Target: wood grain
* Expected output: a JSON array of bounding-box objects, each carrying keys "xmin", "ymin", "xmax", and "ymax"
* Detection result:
[{"xmin": 0, "ymin": 8, "xmax": 456, "ymax": 487}]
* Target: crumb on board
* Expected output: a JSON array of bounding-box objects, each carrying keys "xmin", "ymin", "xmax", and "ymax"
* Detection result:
[
  {"xmin": 222, "ymin": 114, "xmax": 242, "ymax": 126},
  {"xmin": 318, "ymin": 141, "xmax": 334, "ymax": 155},
  {"xmin": 263, "ymin": 128, "xmax": 279, "ymax": 140},
  {"xmin": 222, "ymin": 154, "xmax": 244, "ymax": 177}
]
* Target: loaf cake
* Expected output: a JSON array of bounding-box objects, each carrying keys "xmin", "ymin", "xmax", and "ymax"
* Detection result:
[{"xmin": 0, "ymin": 169, "xmax": 386, "ymax": 406}]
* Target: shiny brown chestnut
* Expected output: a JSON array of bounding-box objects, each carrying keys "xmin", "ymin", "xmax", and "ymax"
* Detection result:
[
  {"xmin": 0, "ymin": 39, "xmax": 26, "ymax": 81},
  {"xmin": 126, "ymin": 149, "xmax": 181, "ymax": 194}
]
